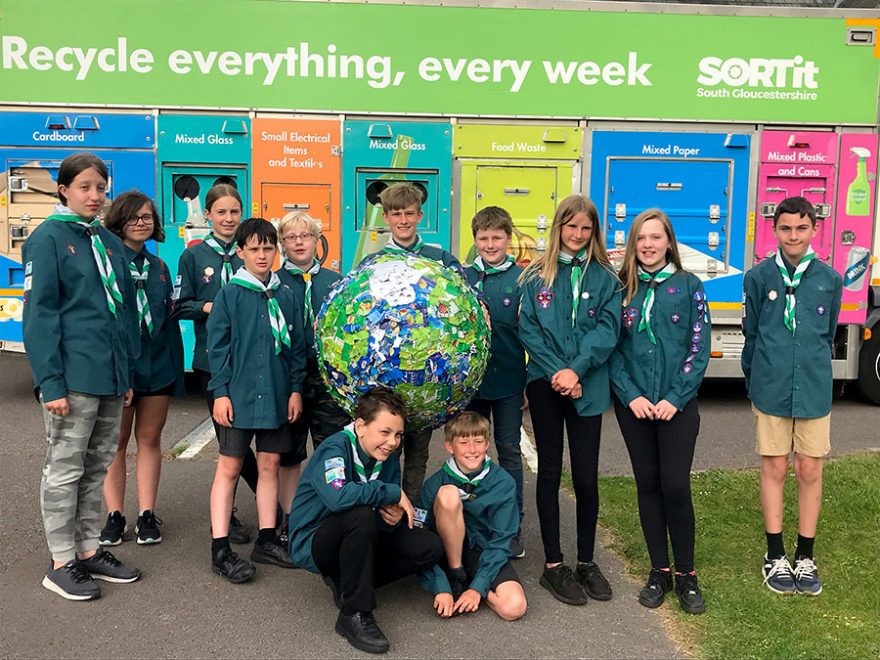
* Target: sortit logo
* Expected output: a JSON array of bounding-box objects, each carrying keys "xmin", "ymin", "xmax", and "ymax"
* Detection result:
[{"xmin": 697, "ymin": 56, "xmax": 819, "ymax": 89}]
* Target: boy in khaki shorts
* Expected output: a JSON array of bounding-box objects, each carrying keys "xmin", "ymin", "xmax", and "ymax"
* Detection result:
[{"xmin": 742, "ymin": 196, "xmax": 842, "ymax": 596}]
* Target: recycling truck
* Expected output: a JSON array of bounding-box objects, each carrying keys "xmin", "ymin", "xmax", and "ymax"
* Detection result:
[{"xmin": 1, "ymin": 0, "xmax": 879, "ymax": 402}]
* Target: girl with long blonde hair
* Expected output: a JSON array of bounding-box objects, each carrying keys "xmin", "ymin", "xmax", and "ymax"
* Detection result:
[
  {"xmin": 518, "ymin": 194, "xmax": 621, "ymax": 606},
  {"xmin": 608, "ymin": 208, "xmax": 709, "ymax": 614}
]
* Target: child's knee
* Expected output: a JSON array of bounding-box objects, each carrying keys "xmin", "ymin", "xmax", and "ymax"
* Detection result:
[
  {"xmin": 495, "ymin": 589, "xmax": 528, "ymax": 621},
  {"xmin": 793, "ymin": 454, "xmax": 822, "ymax": 484},
  {"xmin": 436, "ymin": 485, "xmax": 463, "ymax": 512},
  {"xmin": 761, "ymin": 455, "xmax": 789, "ymax": 482},
  {"xmin": 258, "ymin": 452, "xmax": 281, "ymax": 472}
]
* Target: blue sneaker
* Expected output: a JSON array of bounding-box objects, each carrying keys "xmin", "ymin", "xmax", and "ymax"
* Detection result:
[
  {"xmin": 762, "ymin": 555, "xmax": 796, "ymax": 594},
  {"xmin": 793, "ymin": 557, "xmax": 822, "ymax": 596}
]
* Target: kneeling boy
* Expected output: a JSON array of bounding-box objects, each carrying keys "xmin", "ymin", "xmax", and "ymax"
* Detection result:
[
  {"xmin": 418, "ymin": 412, "xmax": 527, "ymax": 621},
  {"xmin": 289, "ymin": 387, "xmax": 443, "ymax": 654}
]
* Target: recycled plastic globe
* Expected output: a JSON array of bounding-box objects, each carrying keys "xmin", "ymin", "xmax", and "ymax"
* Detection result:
[{"xmin": 316, "ymin": 253, "xmax": 490, "ymax": 431}]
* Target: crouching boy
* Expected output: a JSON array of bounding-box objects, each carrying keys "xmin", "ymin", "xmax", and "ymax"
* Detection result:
[
  {"xmin": 417, "ymin": 412, "xmax": 527, "ymax": 621},
  {"xmin": 288, "ymin": 387, "xmax": 443, "ymax": 654}
]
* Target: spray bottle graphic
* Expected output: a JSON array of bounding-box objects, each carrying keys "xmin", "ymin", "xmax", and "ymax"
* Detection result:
[
  {"xmin": 353, "ymin": 134, "xmax": 414, "ymax": 264},
  {"xmin": 845, "ymin": 147, "xmax": 871, "ymax": 217}
]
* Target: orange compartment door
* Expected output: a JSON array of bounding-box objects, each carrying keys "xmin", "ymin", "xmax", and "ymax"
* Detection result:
[{"xmin": 261, "ymin": 182, "xmax": 340, "ymax": 272}]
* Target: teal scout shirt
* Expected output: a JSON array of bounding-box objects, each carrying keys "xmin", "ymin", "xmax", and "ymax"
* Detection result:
[
  {"xmin": 276, "ymin": 265, "xmax": 341, "ymax": 359},
  {"xmin": 288, "ymin": 430, "xmax": 402, "ymax": 572},
  {"xmin": 464, "ymin": 264, "xmax": 526, "ymax": 400},
  {"xmin": 417, "ymin": 461, "xmax": 517, "ymax": 597},
  {"xmin": 609, "ymin": 270, "xmax": 710, "ymax": 411},
  {"xmin": 206, "ymin": 277, "xmax": 306, "ymax": 429},
  {"xmin": 742, "ymin": 256, "xmax": 842, "ymax": 419},
  {"xmin": 126, "ymin": 247, "xmax": 185, "ymax": 396},
  {"xmin": 23, "ymin": 219, "xmax": 139, "ymax": 402},
  {"xmin": 172, "ymin": 238, "xmax": 243, "ymax": 372},
  {"xmin": 519, "ymin": 260, "xmax": 622, "ymax": 416}
]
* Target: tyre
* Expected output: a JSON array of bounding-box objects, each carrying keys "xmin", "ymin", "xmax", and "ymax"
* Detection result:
[{"xmin": 858, "ymin": 328, "xmax": 880, "ymax": 405}]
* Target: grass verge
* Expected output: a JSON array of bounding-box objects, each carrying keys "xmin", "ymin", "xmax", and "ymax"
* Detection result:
[{"xmin": 583, "ymin": 453, "xmax": 879, "ymax": 659}]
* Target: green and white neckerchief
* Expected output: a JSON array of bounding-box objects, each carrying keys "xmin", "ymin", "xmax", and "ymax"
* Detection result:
[
  {"xmin": 637, "ymin": 263, "xmax": 678, "ymax": 345},
  {"xmin": 775, "ymin": 247, "xmax": 817, "ymax": 334},
  {"xmin": 470, "ymin": 255, "xmax": 515, "ymax": 292},
  {"xmin": 383, "ymin": 234, "xmax": 424, "ymax": 255},
  {"xmin": 443, "ymin": 456, "xmax": 492, "ymax": 501},
  {"xmin": 128, "ymin": 255, "xmax": 154, "ymax": 336},
  {"xmin": 228, "ymin": 268, "xmax": 290, "ymax": 354},
  {"xmin": 282, "ymin": 257, "xmax": 321, "ymax": 326},
  {"xmin": 48, "ymin": 204, "xmax": 123, "ymax": 317},
  {"xmin": 204, "ymin": 234, "xmax": 236, "ymax": 285},
  {"xmin": 558, "ymin": 248, "xmax": 588, "ymax": 327},
  {"xmin": 343, "ymin": 423, "xmax": 382, "ymax": 483}
]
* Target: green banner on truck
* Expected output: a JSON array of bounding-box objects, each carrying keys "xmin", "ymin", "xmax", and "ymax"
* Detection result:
[{"xmin": 1, "ymin": 1, "xmax": 878, "ymax": 124}]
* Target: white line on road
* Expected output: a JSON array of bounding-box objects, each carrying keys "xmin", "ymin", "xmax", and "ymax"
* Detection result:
[
  {"xmin": 172, "ymin": 417, "xmax": 216, "ymax": 460},
  {"xmin": 520, "ymin": 425, "xmax": 538, "ymax": 472}
]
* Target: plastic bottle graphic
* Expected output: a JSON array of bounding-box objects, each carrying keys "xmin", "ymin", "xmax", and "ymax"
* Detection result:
[
  {"xmin": 353, "ymin": 134, "xmax": 414, "ymax": 264},
  {"xmin": 845, "ymin": 147, "xmax": 871, "ymax": 217}
]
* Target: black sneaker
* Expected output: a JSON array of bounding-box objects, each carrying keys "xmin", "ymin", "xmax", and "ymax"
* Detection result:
[
  {"xmin": 335, "ymin": 610, "xmax": 390, "ymax": 654},
  {"xmin": 540, "ymin": 564, "xmax": 588, "ymax": 605},
  {"xmin": 79, "ymin": 548, "xmax": 142, "ymax": 583},
  {"xmin": 278, "ymin": 523, "xmax": 289, "ymax": 548},
  {"xmin": 212, "ymin": 546, "xmax": 255, "ymax": 584},
  {"xmin": 638, "ymin": 568, "xmax": 673, "ymax": 608},
  {"xmin": 42, "ymin": 560, "xmax": 101, "ymax": 601},
  {"xmin": 135, "ymin": 510, "xmax": 163, "ymax": 545},
  {"xmin": 229, "ymin": 508, "xmax": 250, "ymax": 545},
  {"xmin": 251, "ymin": 536, "xmax": 296, "ymax": 568},
  {"xmin": 510, "ymin": 534, "xmax": 525, "ymax": 559},
  {"xmin": 99, "ymin": 511, "xmax": 126, "ymax": 547},
  {"xmin": 675, "ymin": 572, "xmax": 706, "ymax": 614},
  {"xmin": 576, "ymin": 561, "xmax": 613, "ymax": 601},
  {"xmin": 762, "ymin": 554, "xmax": 796, "ymax": 594},
  {"xmin": 793, "ymin": 556, "xmax": 822, "ymax": 596}
]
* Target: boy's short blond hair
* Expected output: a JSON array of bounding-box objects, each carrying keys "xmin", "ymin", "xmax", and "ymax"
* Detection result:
[
  {"xmin": 278, "ymin": 211, "xmax": 322, "ymax": 239},
  {"xmin": 444, "ymin": 411, "xmax": 490, "ymax": 444},
  {"xmin": 379, "ymin": 182, "xmax": 424, "ymax": 213}
]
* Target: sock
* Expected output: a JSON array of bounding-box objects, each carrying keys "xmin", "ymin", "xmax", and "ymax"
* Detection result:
[
  {"xmin": 795, "ymin": 534, "xmax": 815, "ymax": 560},
  {"xmin": 675, "ymin": 570, "xmax": 696, "ymax": 577},
  {"xmin": 258, "ymin": 527, "xmax": 276, "ymax": 544},
  {"xmin": 447, "ymin": 565, "xmax": 467, "ymax": 580},
  {"xmin": 212, "ymin": 536, "xmax": 230, "ymax": 557},
  {"xmin": 766, "ymin": 531, "xmax": 785, "ymax": 559}
]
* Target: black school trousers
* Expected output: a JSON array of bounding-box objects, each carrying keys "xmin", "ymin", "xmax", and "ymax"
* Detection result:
[
  {"xmin": 613, "ymin": 396, "xmax": 699, "ymax": 573},
  {"xmin": 311, "ymin": 506, "xmax": 443, "ymax": 613},
  {"xmin": 527, "ymin": 378, "xmax": 602, "ymax": 565}
]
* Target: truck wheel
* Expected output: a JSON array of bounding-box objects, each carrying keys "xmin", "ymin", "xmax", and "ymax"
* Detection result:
[{"xmin": 858, "ymin": 330, "xmax": 880, "ymax": 405}]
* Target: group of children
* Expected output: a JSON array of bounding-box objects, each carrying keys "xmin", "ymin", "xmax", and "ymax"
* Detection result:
[{"xmin": 22, "ymin": 151, "xmax": 841, "ymax": 653}]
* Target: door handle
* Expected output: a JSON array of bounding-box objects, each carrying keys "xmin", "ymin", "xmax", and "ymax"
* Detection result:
[
  {"xmin": 504, "ymin": 188, "xmax": 530, "ymax": 196},
  {"xmin": 283, "ymin": 203, "xmax": 311, "ymax": 211},
  {"xmin": 655, "ymin": 182, "xmax": 683, "ymax": 191}
]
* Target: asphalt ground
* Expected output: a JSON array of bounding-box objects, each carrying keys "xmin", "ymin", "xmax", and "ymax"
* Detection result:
[{"xmin": 1, "ymin": 351, "xmax": 877, "ymax": 658}]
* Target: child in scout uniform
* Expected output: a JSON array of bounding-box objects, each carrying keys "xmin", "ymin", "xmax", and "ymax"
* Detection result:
[
  {"xmin": 518, "ymin": 194, "xmax": 621, "ymax": 606},
  {"xmin": 172, "ymin": 183, "xmax": 253, "ymax": 543},
  {"xmin": 463, "ymin": 206, "xmax": 527, "ymax": 558},
  {"xmin": 206, "ymin": 218, "xmax": 306, "ymax": 583},
  {"xmin": 276, "ymin": 211, "xmax": 351, "ymax": 542},
  {"xmin": 363, "ymin": 182, "xmax": 466, "ymax": 503},
  {"xmin": 609, "ymin": 209, "xmax": 709, "ymax": 614},
  {"xmin": 100, "ymin": 191, "xmax": 185, "ymax": 547},
  {"xmin": 23, "ymin": 152, "xmax": 142, "ymax": 600},
  {"xmin": 417, "ymin": 412, "xmax": 528, "ymax": 621},
  {"xmin": 742, "ymin": 196, "xmax": 842, "ymax": 596},
  {"xmin": 288, "ymin": 387, "xmax": 443, "ymax": 654}
]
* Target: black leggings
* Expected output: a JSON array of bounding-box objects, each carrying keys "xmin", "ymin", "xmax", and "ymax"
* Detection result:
[
  {"xmin": 196, "ymin": 369, "xmax": 259, "ymax": 495},
  {"xmin": 527, "ymin": 378, "xmax": 602, "ymax": 564},
  {"xmin": 613, "ymin": 396, "xmax": 699, "ymax": 573},
  {"xmin": 311, "ymin": 506, "xmax": 443, "ymax": 613}
]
